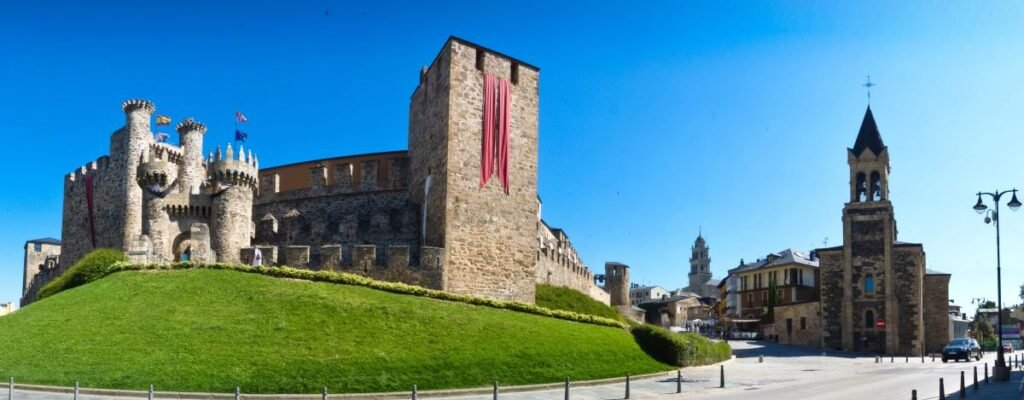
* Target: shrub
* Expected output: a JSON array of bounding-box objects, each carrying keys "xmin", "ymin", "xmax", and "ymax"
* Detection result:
[
  {"xmin": 631, "ymin": 324, "xmax": 732, "ymax": 367},
  {"xmin": 37, "ymin": 248, "xmax": 127, "ymax": 300}
]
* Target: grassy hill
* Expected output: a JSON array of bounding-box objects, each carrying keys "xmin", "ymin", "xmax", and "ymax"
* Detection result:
[
  {"xmin": 535, "ymin": 284, "xmax": 624, "ymax": 322},
  {"xmin": 0, "ymin": 269, "xmax": 671, "ymax": 394}
]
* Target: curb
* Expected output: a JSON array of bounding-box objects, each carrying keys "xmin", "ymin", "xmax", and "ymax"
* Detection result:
[{"xmin": 0, "ymin": 358, "xmax": 735, "ymax": 399}]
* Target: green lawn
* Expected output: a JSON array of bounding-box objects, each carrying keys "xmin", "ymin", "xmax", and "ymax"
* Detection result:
[
  {"xmin": 0, "ymin": 270, "xmax": 671, "ymax": 394},
  {"xmin": 535, "ymin": 284, "xmax": 625, "ymax": 322}
]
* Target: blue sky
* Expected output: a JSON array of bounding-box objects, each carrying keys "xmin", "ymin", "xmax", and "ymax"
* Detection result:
[{"xmin": 2, "ymin": 1, "xmax": 1023, "ymax": 315}]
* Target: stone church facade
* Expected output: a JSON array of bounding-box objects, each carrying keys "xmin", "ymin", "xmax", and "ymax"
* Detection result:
[
  {"xmin": 24, "ymin": 37, "xmax": 614, "ymax": 307},
  {"xmin": 817, "ymin": 106, "xmax": 951, "ymax": 355}
]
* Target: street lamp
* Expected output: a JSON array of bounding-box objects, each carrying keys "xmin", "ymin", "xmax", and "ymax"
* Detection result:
[{"xmin": 972, "ymin": 188, "xmax": 1021, "ymax": 381}]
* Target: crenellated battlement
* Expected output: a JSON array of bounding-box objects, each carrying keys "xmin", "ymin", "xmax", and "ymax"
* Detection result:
[
  {"xmin": 175, "ymin": 119, "xmax": 207, "ymax": 135},
  {"xmin": 65, "ymin": 156, "xmax": 111, "ymax": 184},
  {"xmin": 121, "ymin": 99, "xmax": 155, "ymax": 113},
  {"xmin": 240, "ymin": 244, "xmax": 444, "ymax": 288},
  {"xmin": 149, "ymin": 143, "xmax": 184, "ymax": 165},
  {"xmin": 209, "ymin": 143, "xmax": 259, "ymax": 191}
]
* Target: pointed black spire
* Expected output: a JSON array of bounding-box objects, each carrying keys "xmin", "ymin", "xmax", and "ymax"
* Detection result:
[{"xmin": 851, "ymin": 106, "xmax": 885, "ymax": 156}]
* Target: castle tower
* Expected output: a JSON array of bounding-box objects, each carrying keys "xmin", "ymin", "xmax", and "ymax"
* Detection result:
[
  {"xmin": 210, "ymin": 143, "xmax": 258, "ymax": 263},
  {"xmin": 817, "ymin": 105, "xmax": 935, "ymax": 356},
  {"xmin": 176, "ymin": 119, "xmax": 207, "ymax": 194},
  {"xmin": 688, "ymin": 231, "xmax": 712, "ymax": 290},
  {"xmin": 604, "ymin": 262, "xmax": 631, "ymax": 307},
  {"xmin": 138, "ymin": 144, "xmax": 179, "ymax": 262},
  {"xmin": 110, "ymin": 99, "xmax": 156, "ymax": 251},
  {"xmin": 407, "ymin": 37, "xmax": 540, "ymax": 302}
]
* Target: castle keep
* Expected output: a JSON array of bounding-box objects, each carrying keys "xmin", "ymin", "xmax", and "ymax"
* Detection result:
[{"xmin": 23, "ymin": 37, "xmax": 615, "ymax": 307}]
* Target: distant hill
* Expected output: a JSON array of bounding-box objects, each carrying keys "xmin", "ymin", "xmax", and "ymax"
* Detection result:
[{"xmin": 0, "ymin": 269, "xmax": 671, "ymax": 394}]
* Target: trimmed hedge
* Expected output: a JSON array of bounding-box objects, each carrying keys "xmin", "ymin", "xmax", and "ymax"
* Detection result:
[
  {"xmin": 41, "ymin": 260, "xmax": 629, "ymax": 329},
  {"xmin": 631, "ymin": 324, "xmax": 732, "ymax": 367},
  {"xmin": 37, "ymin": 248, "xmax": 127, "ymax": 300}
]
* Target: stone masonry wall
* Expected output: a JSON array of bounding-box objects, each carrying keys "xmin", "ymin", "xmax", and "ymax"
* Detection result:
[
  {"xmin": 435, "ymin": 39, "xmax": 539, "ymax": 303},
  {"xmin": 817, "ymin": 249, "xmax": 844, "ymax": 350},
  {"xmin": 774, "ymin": 301, "xmax": 821, "ymax": 348},
  {"xmin": 893, "ymin": 245, "xmax": 924, "ymax": 354},
  {"xmin": 252, "ymin": 170, "xmax": 420, "ymax": 274},
  {"xmin": 21, "ymin": 242, "xmax": 61, "ymax": 306},
  {"xmin": 408, "ymin": 42, "xmax": 452, "ymax": 253},
  {"xmin": 923, "ymin": 273, "xmax": 950, "ymax": 354},
  {"xmin": 535, "ymin": 222, "xmax": 608, "ymax": 304}
]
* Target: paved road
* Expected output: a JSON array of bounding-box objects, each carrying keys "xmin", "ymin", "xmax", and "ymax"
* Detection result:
[
  {"xmin": 6, "ymin": 341, "xmax": 1024, "ymax": 399},
  {"xmin": 449, "ymin": 340, "xmax": 1024, "ymax": 400}
]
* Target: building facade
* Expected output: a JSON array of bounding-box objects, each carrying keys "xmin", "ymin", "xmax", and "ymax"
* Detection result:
[
  {"xmin": 21, "ymin": 238, "xmax": 61, "ymax": 306},
  {"xmin": 630, "ymin": 285, "xmax": 671, "ymax": 306},
  {"xmin": 27, "ymin": 37, "xmax": 614, "ymax": 306},
  {"xmin": 817, "ymin": 106, "xmax": 951, "ymax": 355},
  {"xmin": 0, "ymin": 302, "xmax": 14, "ymax": 317},
  {"xmin": 735, "ymin": 249, "xmax": 819, "ymax": 320}
]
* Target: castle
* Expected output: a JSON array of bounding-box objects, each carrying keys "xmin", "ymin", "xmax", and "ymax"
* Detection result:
[{"xmin": 21, "ymin": 37, "xmax": 620, "ymax": 308}]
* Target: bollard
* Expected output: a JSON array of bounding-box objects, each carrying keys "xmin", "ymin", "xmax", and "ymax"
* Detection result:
[
  {"xmin": 720, "ymin": 365, "xmax": 725, "ymax": 388},
  {"xmin": 676, "ymin": 370, "xmax": 682, "ymax": 393},
  {"xmin": 933, "ymin": 354, "xmax": 936, "ymax": 362},
  {"xmin": 891, "ymin": 354, "xmax": 894, "ymax": 363},
  {"xmin": 74, "ymin": 381, "xmax": 79, "ymax": 400},
  {"xmin": 984, "ymin": 363, "xmax": 989, "ymax": 383},
  {"xmin": 759, "ymin": 354, "xmax": 763, "ymax": 363},
  {"xmin": 234, "ymin": 386, "xmax": 240, "ymax": 400},
  {"xmin": 922, "ymin": 354, "xmax": 925, "ymax": 363},
  {"xmin": 8, "ymin": 377, "xmax": 12, "ymax": 400},
  {"xmin": 624, "ymin": 374, "xmax": 630, "ymax": 399},
  {"xmin": 906, "ymin": 354, "xmax": 909, "ymax": 363},
  {"xmin": 149, "ymin": 384, "xmax": 154, "ymax": 400},
  {"xmin": 412, "ymin": 384, "xmax": 418, "ymax": 400},
  {"xmin": 912, "ymin": 389, "xmax": 917, "ymax": 400},
  {"xmin": 493, "ymin": 381, "xmax": 498, "ymax": 400},
  {"xmin": 959, "ymin": 371, "xmax": 965, "ymax": 398},
  {"xmin": 973, "ymin": 366, "xmax": 978, "ymax": 390},
  {"xmin": 939, "ymin": 378, "xmax": 945, "ymax": 400},
  {"xmin": 322, "ymin": 386, "xmax": 328, "ymax": 400},
  {"xmin": 564, "ymin": 377, "xmax": 570, "ymax": 400}
]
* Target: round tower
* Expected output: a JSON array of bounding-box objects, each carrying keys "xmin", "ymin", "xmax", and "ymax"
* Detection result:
[
  {"xmin": 209, "ymin": 143, "xmax": 258, "ymax": 263},
  {"xmin": 604, "ymin": 262, "xmax": 631, "ymax": 307},
  {"xmin": 175, "ymin": 119, "xmax": 207, "ymax": 194},
  {"xmin": 114, "ymin": 99, "xmax": 156, "ymax": 249},
  {"xmin": 137, "ymin": 148, "xmax": 179, "ymax": 262}
]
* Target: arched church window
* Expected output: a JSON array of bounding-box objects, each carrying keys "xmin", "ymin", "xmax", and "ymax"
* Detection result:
[
  {"xmin": 865, "ymin": 310, "xmax": 875, "ymax": 328},
  {"xmin": 856, "ymin": 172, "xmax": 867, "ymax": 202},
  {"xmin": 870, "ymin": 171, "xmax": 882, "ymax": 201},
  {"xmin": 865, "ymin": 275, "xmax": 875, "ymax": 294}
]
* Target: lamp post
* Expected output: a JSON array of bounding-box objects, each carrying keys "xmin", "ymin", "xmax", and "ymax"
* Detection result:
[{"xmin": 972, "ymin": 188, "xmax": 1022, "ymax": 381}]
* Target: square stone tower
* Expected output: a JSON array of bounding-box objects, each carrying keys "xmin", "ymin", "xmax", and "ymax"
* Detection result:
[{"xmin": 408, "ymin": 37, "xmax": 540, "ymax": 303}]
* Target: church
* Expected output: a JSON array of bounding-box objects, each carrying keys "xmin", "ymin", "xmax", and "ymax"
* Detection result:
[
  {"xmin": 817, "ymin": 106, "xmax": 951, "ymax": 355},
  {"xmin": 681, "ymin": 232, "xmax": 720, "ymax": 298}
]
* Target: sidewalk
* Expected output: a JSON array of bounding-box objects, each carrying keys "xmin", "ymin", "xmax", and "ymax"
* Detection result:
[{"xmin": 947, "ymin": 370, "xmax": 1024, "ymax": 400}]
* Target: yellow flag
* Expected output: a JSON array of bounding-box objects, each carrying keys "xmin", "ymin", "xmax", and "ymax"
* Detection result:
[{"xmin": 156, "ymin": 115, "xmax": 171, "ymax": 126}]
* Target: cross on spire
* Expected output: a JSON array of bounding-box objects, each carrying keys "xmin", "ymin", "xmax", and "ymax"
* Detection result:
[{"xmin": 863, "ymin": 75, "xmax": 876, "ymax": 104}]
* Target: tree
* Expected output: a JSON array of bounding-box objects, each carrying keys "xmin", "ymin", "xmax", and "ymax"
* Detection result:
[{"xmin": 765, "ymin": 278, "xmax": 780, "ymax": 319}]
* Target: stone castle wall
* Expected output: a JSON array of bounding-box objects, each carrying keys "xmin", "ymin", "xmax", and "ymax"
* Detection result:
[
  {"xmin": 409, "ymin": 38, "xmax": 540, "ymax": 303},
  {"xmin": 21, "ymin": 241, "xmax": 61, "ymax": 306},
  {"xmin": 817, "ymin": 249, "xmax": 843, "ymax": 350},
  {"xmin": 535, "ymin": 222, "xmax": 609, "ymax": 305},
  {"xmin": 252, "ymin": 157, "xmax": 421, "ymax": 274}
]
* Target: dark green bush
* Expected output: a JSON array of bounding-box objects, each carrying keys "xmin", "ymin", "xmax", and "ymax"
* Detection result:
[
  {"xmin": 631, "ymin": 324, "xmax": 732, "ymax": 367},
  {"xmin": 37, "ymin": 248, "xmax": 127, "ymax": 300}
]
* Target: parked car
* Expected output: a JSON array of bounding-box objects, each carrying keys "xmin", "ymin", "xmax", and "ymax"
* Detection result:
[
  {"xmin": 943, "ymin": 338, "xmax": 982, "ymax": 362},
  {"xmin": 1002, "ymin": 342, "xmax": 1014, "ymax": 353}
]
